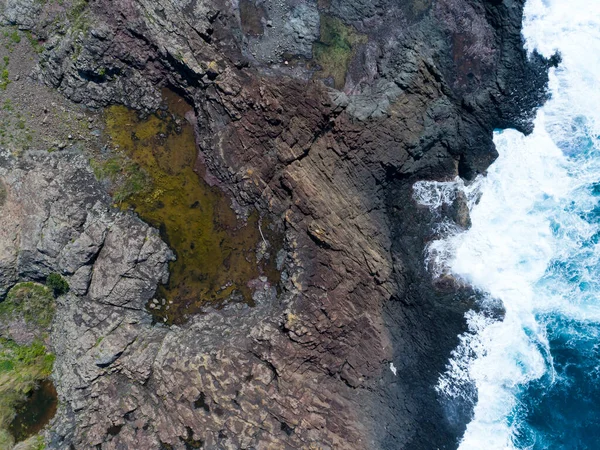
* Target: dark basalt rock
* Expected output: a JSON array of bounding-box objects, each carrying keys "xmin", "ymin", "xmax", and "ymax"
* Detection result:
[{"xmin": 0, "ymin": 0, "xmax": 556, "ymax": 448}]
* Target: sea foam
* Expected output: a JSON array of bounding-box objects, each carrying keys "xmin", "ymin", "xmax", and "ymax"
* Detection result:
[{"xmin": 414, "ymin": 0, "xmax": 600, "ymax": 447}]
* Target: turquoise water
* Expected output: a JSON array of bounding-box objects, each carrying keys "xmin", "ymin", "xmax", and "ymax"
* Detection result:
[{"xmin": 414, "ymin": 0, "xmax": 600, "ymax": 447}]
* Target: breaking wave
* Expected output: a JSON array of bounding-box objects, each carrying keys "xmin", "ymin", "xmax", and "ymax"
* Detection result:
[{"xmin": 414, "ymin": 0, "xmax": 600, "ymax": 448}]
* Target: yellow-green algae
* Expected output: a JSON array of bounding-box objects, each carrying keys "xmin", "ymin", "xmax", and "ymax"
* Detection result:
[{"xmin": 103, "ymin": 91, "xmax": 280, "ymax": 324}]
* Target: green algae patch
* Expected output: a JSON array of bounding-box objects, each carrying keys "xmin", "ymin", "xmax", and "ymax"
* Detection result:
[
  {"xmin": 0, "ymin": 339, "xmax": 56, "ymax": 449},
  {"xmin": 103, "ymin": 92, "xmax": 280, "ymax": 324},
  {"xmin": 313, "ymin": 15, "xmax": 367, "ymax": 89},
  {"xmin": 0, "ymin": 282, "xmax": 57, "ymax": 447},
  {"xmin": 8, "ymin": 380, "xmax": 56, "ymax": 446}
]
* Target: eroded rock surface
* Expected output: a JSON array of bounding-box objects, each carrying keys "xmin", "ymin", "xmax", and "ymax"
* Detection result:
[
  {"xmin": 0, "ymin": 151, "xmax": 173, "ymax": 305},
  {"xmin": 0, "ymin": 0, "xmax": 557, "ymax": 448}
]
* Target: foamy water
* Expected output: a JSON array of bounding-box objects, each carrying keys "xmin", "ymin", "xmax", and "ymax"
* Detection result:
[{"xmin": 414, "ymin": 0, "xmax": 600, "ymax": 447}]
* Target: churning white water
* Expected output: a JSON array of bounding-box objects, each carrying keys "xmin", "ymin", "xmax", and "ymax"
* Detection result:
[{"xmin": 414, "ymin": 0, "xmax": 600, "ymax": 448}]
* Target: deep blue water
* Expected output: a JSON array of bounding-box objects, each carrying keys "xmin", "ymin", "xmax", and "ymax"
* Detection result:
[{"xmin": 514, "ymin": 319, "xmax": 600, "ymax": 449}]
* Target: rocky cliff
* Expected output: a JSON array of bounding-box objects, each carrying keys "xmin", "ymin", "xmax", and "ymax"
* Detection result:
[{"xmin": 0, "ymin": 0, "xmax": 556, "ymax": 448}]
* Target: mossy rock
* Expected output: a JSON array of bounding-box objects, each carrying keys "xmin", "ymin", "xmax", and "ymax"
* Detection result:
[
  {"xmin": 13, "ymin": 434, "xmax": 47, "ymax": 450},
  {"xmin": 0, "ymin": 180, "xmax": 6, "ymax": 208},
  {"xmin": 1, "ymin": 283, "xmax": 55, "ymax": 329},
  {"xmin": 90, "ymin": 155, "xmax": 150, "ymax": 204},
  {"xmin": 313, "ymin": 15, "xmax": 367, "ymax": 89},
  {"xmin": 0, "ymin": 338, "xmax": 55, "ymax": 446},
  {"xmin": 0, "ymin": 428, "xmax": 14, "ymax": 450}
]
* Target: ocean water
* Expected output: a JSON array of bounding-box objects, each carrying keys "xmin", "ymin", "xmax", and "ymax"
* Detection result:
[{"xmin": 413, "ymin": 0, "xmax": 600, "ymax": 448}]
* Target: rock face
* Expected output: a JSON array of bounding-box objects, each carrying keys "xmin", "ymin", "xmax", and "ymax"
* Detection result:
[
  {"xmin": 0, "ymin": 0, "xmax": 557, "ymax": 449},
  {"xmin": 0, "ymin": 150, "xmax": 173, "ymax": 306}
]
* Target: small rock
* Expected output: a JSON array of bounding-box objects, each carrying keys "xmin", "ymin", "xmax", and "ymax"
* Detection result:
[{"xmin": 449, "ymin": 190, "xmax": 472, "ymax": 229}]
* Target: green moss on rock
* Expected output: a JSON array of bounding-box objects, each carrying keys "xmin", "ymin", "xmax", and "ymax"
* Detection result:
[
  {"xmin": 0, "ymin": 339, "xmax": 55, "ymax": 448},
  {"xmin": 0, "ymin": 181, "xmax": 6, "ymax": 208},
  {"xmin": 313, "ymin": 15, "xmax": 367, "ymax": 89},
  {"xmin": 90, "ymin": 155, "xmax": 151, "ymax": 204},
  {"xmin": 0, "ymin": 281, "xmax": 57, "ymax": 447},
  {"xmin": 1, "ymin": 283, "xmax": 55, "ymax": 328}
]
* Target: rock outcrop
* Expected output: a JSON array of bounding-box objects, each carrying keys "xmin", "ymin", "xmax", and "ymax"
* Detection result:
[
  {"xmin": 0, "ymin": 0, "xmax": 557, "ymax": 448},
  {"xmin": 0, "ymin": 150, "xmax": 173, "ymax": 305}
]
